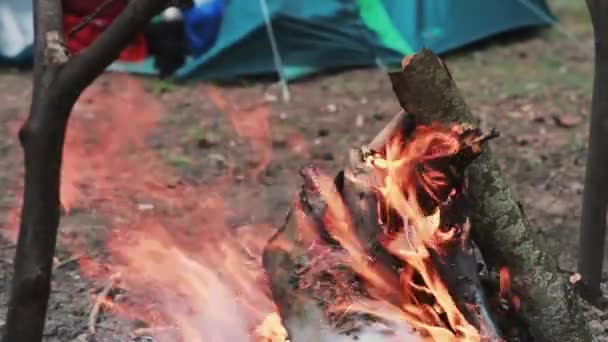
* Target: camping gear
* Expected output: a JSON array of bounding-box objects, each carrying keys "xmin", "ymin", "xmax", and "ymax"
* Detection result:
[
  {"xmin": 1, "ymin": 0, "xmax": 555, "ymax": 81},
  {"xmin": 63, "ymin": 14, "xmax": 148, "ymax": 61},
  {"xmin": 144, "ymin": 1, "xmax": 224, "ymax": 78},
  {"xmin": 146, "ymin": 7, "xmax": 188, "ymax": 78},
  {"xmin": 112, "ymin": 0, "xmax": 556, "ymax": 81},
  {"xmin": 184, "ymin": 0, "xmax": 225, "ymax": 57}
]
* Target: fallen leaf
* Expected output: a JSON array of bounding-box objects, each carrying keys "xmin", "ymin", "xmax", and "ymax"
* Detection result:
[{"xmin": 554, "ymin": 114, "xmax": 582, "ymax": 128}]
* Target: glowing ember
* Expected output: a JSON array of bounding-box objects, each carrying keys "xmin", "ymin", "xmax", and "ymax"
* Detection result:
[{"xmin": 499, "ymin": 267, "xmax": 520, "ymax": 312}]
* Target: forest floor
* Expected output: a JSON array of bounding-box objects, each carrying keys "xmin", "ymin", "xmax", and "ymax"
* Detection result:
[{"xmin": 1, "ymin": 0, "xmax": 607, "ymax": 341}]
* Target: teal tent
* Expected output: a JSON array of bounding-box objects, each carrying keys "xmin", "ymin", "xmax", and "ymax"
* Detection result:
[{"xmin": 2, "ymin": 0, "xmax": 554, "ymax": 81}]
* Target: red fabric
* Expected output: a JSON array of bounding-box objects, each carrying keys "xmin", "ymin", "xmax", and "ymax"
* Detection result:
[
  {"xmin": 63, "ymin": 0, "xmax": 126, "ymax": 19},
  {"xmin": 63, "ymin": 12, "xmax": 148, "ymax": 62}
]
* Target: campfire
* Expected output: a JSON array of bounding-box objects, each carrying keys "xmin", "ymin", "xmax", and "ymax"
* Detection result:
[
  {"xmin": 262, "ymin": 114, "xmax": 519, "ymax": 341},
  {"xmin": 5, "ymin": 50, "xmax": 586, "ymax": 342}
]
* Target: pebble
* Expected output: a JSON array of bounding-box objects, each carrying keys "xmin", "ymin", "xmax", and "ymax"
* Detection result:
[
  {"xmin": 137, "ymin": 203, "xmax": 154, "ymax": 211},
  {"xmin": 356, "ymin": 115, "xmax": 364, "ymax": 127}
]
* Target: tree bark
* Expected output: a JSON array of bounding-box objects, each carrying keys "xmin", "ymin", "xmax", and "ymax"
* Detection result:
[
  {"xmin": 577, "ymin": 0, "xmax": 608, "ymax": 302},
  {"xmin": 2, "ymin": 1, "xmax": 170, "ymax": 342},
  {"xmin": 389, "ymin": 49, "xmax": 592, "ymax": 342}
]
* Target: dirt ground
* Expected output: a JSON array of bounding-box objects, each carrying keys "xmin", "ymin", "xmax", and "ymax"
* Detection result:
[{"xmin": 1, "ymin": 0, "xmax": 607, "ymax": 341}]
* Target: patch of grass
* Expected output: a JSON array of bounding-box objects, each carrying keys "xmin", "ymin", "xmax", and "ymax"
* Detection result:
[
  {"xmin": 524, "ymin": 153, "xmax": 543, "ymax": 171},
  {"xmin": 160, "ymin": 149, "xmax": 193, "ymax": 169},
  {"xmin": 185, "ymin": 125, "xmax": 205, "ymax": 142},
  {"xmin": 149, "ymin": 79, "xmax": 178, "ymax": 94},
  {"xmin": 566, "ymin": 132, "xmax": 586, "ymax": 153}
]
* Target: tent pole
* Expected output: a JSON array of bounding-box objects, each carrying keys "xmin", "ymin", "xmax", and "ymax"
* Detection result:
[{"xmin": 259, "ymin": 0, "xmax": 291, "ymax": 102}]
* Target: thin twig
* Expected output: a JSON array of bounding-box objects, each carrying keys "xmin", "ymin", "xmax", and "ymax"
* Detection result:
[
  {"xmin": 68, "ymin": 0, "xmax": 118, "ymax": 37},
  {"xmin": 88, "ymin": 274, "xmax": 120, "ymax": 334},
  {"xmin": 53, "ymin": 254, "xmax": 82, "ymax": 271},
  {"xmin": 130, "ymin": 326, "xmax": 177, "ymax": 338}
]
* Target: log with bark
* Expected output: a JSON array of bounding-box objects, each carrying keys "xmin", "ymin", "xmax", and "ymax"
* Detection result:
[
  {"xmin": 263, "ymin": 50, "xmax": 593, "ymax": 342},
  {"xmin": 389, "ymin": 49, "xmax": 592, "ymax": 342}
]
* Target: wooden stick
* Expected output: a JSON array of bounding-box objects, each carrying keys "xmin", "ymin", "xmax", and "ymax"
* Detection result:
[
  {"xmin": 389, "ymin": 49, "xmax": 592, "ymax": 342},
  {"xmin": 88, "ymin": 274, "xmax": 120, "ymax": 334},
  {"xmin": 577, "ymin": 0, "xmax": 608, "ymax": 302},
  {"xmin": 1, "ymin": 2, "xmax": 171, "ymax": 342}
]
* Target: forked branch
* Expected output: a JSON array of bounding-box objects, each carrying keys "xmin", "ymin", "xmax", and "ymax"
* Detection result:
[{"xmin": 2, "ymin": 1, "xmax": 170, "ymax": 342}]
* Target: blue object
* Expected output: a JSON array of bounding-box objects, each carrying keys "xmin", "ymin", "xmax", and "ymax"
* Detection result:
[
  {"xmin": 184, "ymin": 0, "xmax": 225, "ymax": 57},
  {"xmin": 114, "ymin": 0, "xmax": 556, "ymax": 81}
]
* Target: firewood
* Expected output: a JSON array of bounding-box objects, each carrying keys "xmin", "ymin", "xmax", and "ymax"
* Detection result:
[
  {"xmin": 389, "ymin": 49, "xmax": 592, "ymax": 342},
  {"xmin": 263, "ymin": 117, "xmax": 504, "ymax": 340}
]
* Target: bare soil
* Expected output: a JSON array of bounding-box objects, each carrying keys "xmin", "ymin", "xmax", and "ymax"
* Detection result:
[{"xmin": 2, "ymin": 0, "xmax": 607, "ymax": 341}]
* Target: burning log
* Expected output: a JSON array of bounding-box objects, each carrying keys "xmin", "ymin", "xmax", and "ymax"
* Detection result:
[
  {"xmin": 264, "ymin": 115, "xmax": 507, "ymax": 339},
  {"xmin": 264, "ymin": 49, "xmax": 593, "ymax": 342},
  {"xmin": 388, "ymin": 50, "xmax": 592, "ymax": 341}
]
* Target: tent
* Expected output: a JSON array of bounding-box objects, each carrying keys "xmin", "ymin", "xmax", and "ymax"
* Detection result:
[{"xmin": 1, "ymin": 0, "xmax": 555, "ymax": 81}]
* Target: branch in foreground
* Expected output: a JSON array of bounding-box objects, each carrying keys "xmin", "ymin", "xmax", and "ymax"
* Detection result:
[
  {"xmin": 390, "ymin": 49, "xmax": 592, "ymax": 342},
  {"xmin": 577, "ymin": 0, "xmax": 608, "ymax": 302},
  {"xmin": 58, "ymin": 0, "xmax": 170, "ymax": 101},
  {"xmin": 68, "ymin": 0, "xmax": 118, "ymax": 37},
  {"xmin": 2, "ymin": 1, "xmax": 170, "ymax": 342}
]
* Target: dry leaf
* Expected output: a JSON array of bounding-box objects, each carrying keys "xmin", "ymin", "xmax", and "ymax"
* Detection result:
[{"xmin": 554, "ymin": 114, "xmax": 582, "ymax": 128}]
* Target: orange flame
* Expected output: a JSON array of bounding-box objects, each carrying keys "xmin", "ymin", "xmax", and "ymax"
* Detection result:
[{"xmin": 294, "ymin": 124, "xmax": 491, "ymax": 341}]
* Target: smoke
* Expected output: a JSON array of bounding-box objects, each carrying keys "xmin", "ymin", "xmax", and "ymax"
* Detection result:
[{"xmin": 283, "ymin": 304, "xmax": 421, "ymax": 342}]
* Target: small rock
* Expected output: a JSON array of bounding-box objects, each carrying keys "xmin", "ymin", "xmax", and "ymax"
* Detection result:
[
  {"xmin": 314, "ymin": 138, "xmax": 322, "ymax": 145},
  {"xmin": 360, "ymin": 97, "xmax": 368, "ymax": 104},
  {"xmin": 279, "ymin": 112, "xmax": 289, "ymax": 120},
  {"xmin": 569, "ymin": 181, "xmax": 584, "ymax": 194},
  {"xmin": 554, "ymin": 114, "xmax": 583, "ymax": 128},
  {"xmin": 264, "ymin": 93, "xmax": 278, "ymax": 102},
  {"xmin": 356, "ymin": 114, "xmax": 364, "ymax": 128},
  {"xmin": 507, "ymin": 111, "xmax": 523, "ymax": 119},
  {"xmin": 326, "ymin": 104, "xmax": 337, "ymax": 112},
  {"xmin": 569, "ymin": 272, "xmax": 582, "ymax": 285},
  {"xmin": 137, "ymin": 203, "xmax": 154, "ymax": 211}
]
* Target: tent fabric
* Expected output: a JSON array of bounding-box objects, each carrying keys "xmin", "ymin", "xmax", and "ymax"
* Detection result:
[
  {"xmin": 1, "ymin": 0, "xmax": 555, "ymax": 80},
  {"xmin": 0, "ymin": 0, "xmax": 34, "ymax": 64},
  {"xmin": 115, "ymin": 0, "xmax": 555, "ymax": 80}
]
